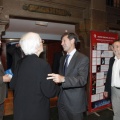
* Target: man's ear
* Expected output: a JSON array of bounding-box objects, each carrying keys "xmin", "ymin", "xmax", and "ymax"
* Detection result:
[
  {"xmin": 71, "ymin": 38, "xmax": 75, "ymax": 44},
  {"xmin": 36, "ymin": 45, "xmax": 40, "ymax": 52}
]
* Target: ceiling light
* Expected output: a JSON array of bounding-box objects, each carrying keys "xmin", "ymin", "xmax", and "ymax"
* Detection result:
[{"xmin": 35, "ymin": 21, "xmax": 48, "ymax": 26}]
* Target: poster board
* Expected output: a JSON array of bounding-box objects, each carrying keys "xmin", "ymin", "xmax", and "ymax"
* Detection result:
[{"xmin": 88, "ymin": 31, "xmax": 118, "ymax": 113}]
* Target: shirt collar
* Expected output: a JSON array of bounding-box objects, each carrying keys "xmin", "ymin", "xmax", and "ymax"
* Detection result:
[
  {"xmin": 114, "ymin": 56, "xmax": 120, "ymax": 60},
  {"xmin": 67, "ymin": 49, "xmax": 76, "ymax": 57}
]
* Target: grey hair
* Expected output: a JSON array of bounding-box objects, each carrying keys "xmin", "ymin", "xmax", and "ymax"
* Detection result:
[{"xmin": 19, "ymin": 32, "xmax": 41, "ymax": 55}]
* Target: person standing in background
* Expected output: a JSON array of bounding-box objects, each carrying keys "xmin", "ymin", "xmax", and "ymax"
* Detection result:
[
  {"xmin": 0, "ymin": 40, "xmax": 11, "ymax": 120},
  {"xmin": 7, "ymin": 43, "xmax": 24, "ymax": 73},
  {"xmin": 52, "ymin": 49, "xmax": 65, "ymax": 74},
  {"xmin": 104, "ymin": 40, "xmax": 120, "ymax": 120},
  {"xmin": 10, "ymin": 32, "xmax": 60, "ymax": 120},
  {"xmin": 47, "ymin": 32, "xmax": 89, "ymax": 120}
]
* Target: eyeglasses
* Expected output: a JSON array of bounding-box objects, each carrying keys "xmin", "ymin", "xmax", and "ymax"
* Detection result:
[{"xmin": 40, "ymin": 40, "xmax": 44, "ymax": 44}]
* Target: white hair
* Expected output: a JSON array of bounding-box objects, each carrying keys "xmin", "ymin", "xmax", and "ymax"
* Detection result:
[{"xmin": 19, "ymin": 32, "xmax": 41, "ymax": 55}]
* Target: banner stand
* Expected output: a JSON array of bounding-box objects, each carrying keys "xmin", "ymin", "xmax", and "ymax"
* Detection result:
[{"xmin": 88, "ymin": 30, "xmax": 118, "ymax": 113}]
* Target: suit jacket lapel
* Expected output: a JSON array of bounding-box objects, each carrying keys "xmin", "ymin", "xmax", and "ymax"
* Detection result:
[
  {"xmin": 110, "ymin": 57, "xmax": 115, "ymax": 71},
  {"xmin": 0, "ymin": 60, "xmax": 4, "ymax": 75},
  {"xmin": 60, "ymin": 55, "xmax": 66, "ymax": 75}
]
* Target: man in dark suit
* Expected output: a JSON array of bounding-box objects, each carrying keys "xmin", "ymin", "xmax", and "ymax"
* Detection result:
[
  {"xmin": 104, "ymin": 40, "xmax": 120, "ymax": 120},
  {"xmin": 0, "ymin": 40, "xmax": 11, "ymax": 120},
  {"xmin": 47, "ymin": 33, "xmax": 89, "ymax": 120}
]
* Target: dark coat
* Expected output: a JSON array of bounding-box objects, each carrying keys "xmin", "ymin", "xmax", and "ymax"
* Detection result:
[
  {"xmin": 10, "ymin": 54, "xmax": 60, "ymax": 120},
  {"xmin": 0, "ymin": 60, "xmax": 7, "ymax": 104},
  {"xmin": 104, "ymin": 56, "xmax": 115, "ymax": 98},
  {"xmin": 58, "ymin": 51, "xmax": 89, "ymax": 114}
]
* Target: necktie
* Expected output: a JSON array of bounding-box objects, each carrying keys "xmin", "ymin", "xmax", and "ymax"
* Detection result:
[{"xmin": 63, "ymin": 54, "xmax": 70, "ymax": 75}]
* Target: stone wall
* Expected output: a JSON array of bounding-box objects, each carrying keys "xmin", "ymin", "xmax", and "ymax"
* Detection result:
[
  {"xmin": 0, "ymin": 0, "xmax": 120, "ymax": 55},
  {"xmin": 0, "ymin": 0, "xmax": 91, "ymax": 55}
]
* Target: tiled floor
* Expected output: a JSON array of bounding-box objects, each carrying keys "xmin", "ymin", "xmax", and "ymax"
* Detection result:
[
  {"xmin": 3, "ymin": 107, "xmax": 113, "ymax": 120},
  {"xmin": 84, "ymin": 109, "xmax": 113, "ymax": 120}
]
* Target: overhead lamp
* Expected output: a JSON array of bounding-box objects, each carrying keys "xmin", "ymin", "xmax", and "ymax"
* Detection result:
[{"xmin": 35, "ymin": 21, "xmax": 48, "ymax": 26}]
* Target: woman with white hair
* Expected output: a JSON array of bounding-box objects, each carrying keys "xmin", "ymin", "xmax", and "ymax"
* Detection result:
[{"xmin": 10, "ymin": 32, "xmax": 60, "ymax": 120}]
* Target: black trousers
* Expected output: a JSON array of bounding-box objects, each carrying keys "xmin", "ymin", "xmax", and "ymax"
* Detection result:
[
  {"xmin": 0, "ymin": 103, "xmax": 4, "ymax": 120},
  {"xmin": 58, "ymin": 104, "xmax": 83, "ymax": 120}
]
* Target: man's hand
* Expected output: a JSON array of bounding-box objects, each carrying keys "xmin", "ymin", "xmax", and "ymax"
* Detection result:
[
  {"xmin": 3, "ymin": 74, "xmax": 11, "ymax": 82},
  {"xmin": 47, "ymin": 73, "xmax": 65, "ymax": 83},
  {"xmin": 103, "ymin": 91, "xmax": 108, "ymax": 98}
]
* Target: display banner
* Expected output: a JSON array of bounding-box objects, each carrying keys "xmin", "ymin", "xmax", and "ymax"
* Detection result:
[{"xmin": 88, "ymin": 31, "xmax": 118, "ymax": 113}]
